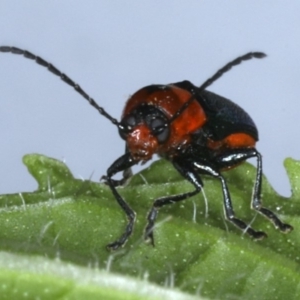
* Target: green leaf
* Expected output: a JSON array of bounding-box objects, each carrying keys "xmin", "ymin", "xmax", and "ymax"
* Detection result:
[
  {"xmin": 0, "ymin": 251, "xmax": 200, "ymax": 300},
  {"xmin": 0, "ymin": 154, "xmax": 299, "ymax": 299}
]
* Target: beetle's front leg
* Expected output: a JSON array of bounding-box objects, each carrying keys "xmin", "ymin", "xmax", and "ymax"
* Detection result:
[
  {"xmin": 105, "ymin": 152, "xmax": 137, "ymax": 251},
  {"xmin": 102, "ymin": 145, "xmax": 133, "ymax": 187}
]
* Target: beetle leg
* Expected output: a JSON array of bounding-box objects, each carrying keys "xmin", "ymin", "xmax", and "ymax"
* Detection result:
[
  {"xmin": 215, "ymin": 148, "xmax": 293, "ymax": 234},
  {"xmin": 102, "ymin": 168, "xmax": 133, "ymax": 187},
  {"xmin": 192, "ymin": 160, "xmax": 267, "ymax": 239},
  {"xmin": 102, "ymin": 145, "xmax": 133, "ymax": 187},
  {"xmin": 144, "ymin": 159, "xmax": 203, "ymax": 245},
  {"xmin": 252, "ymin": 151, "xmax": 293, "ymax": 232},
  {"xmin": 105, "ymin": 153, "xmax": 137, "ymax": 251}
]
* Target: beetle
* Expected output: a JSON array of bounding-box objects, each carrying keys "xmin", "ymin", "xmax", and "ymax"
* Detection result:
[{"xmin": 0, "ymin": 46, "xmax": 293, "ymax": 250}]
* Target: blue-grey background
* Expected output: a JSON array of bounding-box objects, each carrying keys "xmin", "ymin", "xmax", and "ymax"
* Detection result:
[{"xmin": 0, "ymin": 1, "xmax": 299, "ymax": 196}]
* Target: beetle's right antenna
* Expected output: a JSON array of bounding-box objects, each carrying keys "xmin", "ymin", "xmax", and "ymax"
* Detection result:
[{"xmin": 0, "ymin": 46, "xmax": 120, "ymax": 127}]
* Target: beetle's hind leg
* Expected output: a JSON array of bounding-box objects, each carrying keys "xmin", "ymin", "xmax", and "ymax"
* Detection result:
[
  {"xmin": 192, "ymin": 160, "xmax": 267, "ymax": 239},
  {"xmin": 250, "ymin": 151, "xmax": 293, "ymax": 233},
  {"xmin": 215, "ymin": 148, "xmax": 293, "ymax": 234}
]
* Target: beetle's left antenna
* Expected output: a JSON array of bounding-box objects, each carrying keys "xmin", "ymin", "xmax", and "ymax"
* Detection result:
[
  {"xmin": 199, "ymin": 52, "xmax": 266, "ymax": 91},
  {"xmin": 0, "ymin": 46, "xmax": 120, "ymax": 127},
  {"xmin": 170, "ymin": 52, "xmax": 266, "ymax": 123}
]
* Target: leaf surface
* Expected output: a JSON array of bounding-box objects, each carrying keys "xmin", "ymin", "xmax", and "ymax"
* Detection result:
[{"xmin": 0, "ymin": 154, "xmax": 299, "ymax": 299}]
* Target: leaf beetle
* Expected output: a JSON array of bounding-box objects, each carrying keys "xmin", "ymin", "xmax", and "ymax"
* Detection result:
[{"xmin": 0, "ymin": 46, "xmax": 293, "ymax": 250}]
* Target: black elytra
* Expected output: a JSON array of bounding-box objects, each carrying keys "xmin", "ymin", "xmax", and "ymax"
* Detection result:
[{"xmin": 0, "ymin": 46, "xmax": 293, "ymax": 251}]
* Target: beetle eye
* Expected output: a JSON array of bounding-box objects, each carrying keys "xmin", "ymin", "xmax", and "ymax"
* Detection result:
[
  {"xmin": 119, "ymin": 115, "xmax": 136, "ymax": 139},
  {"xmin": 123, "ymin": 115, "xmax": 136, "ymax": 127},
  {"xmin": 150, "ymin": 118, "xmax": 170, "ymax": 143}
]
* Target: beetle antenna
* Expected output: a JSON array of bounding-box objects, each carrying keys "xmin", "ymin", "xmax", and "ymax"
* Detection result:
[
  {"xmin": 0, "ymin": 46, "xmax": 120, "ymax": 127},
  {"xmin": 199, "ymin": 52, "xmax": 266, "ymax": 90},
  {"xmin": 170, "ymin": 52, "xmax": 266, "ymax": 123}
]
